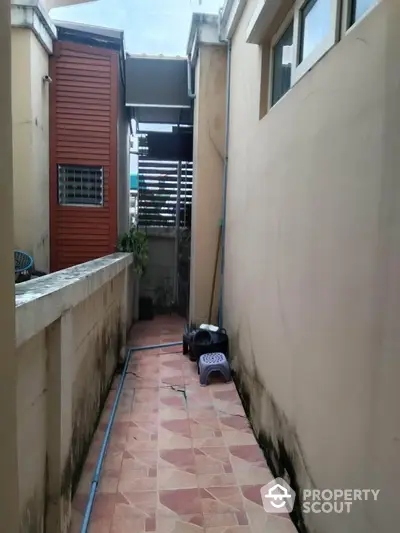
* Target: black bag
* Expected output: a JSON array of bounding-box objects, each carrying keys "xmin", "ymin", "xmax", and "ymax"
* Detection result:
[{"xmin": 184, "ymin": 325, "xmax": 229, "ymax": 362}]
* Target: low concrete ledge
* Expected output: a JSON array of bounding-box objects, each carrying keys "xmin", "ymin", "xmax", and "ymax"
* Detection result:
[
  {"xmin": 15, "ymin": 253, "xmax": 134, "ymax": 532},
  {"xmin": 15, "ymin": 253, "xmax": 133, "ymax": 348}
]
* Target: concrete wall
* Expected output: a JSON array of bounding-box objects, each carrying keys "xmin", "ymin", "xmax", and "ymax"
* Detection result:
[
  {"xmin": 0, "ymin": 2, "xmax": 20, "ymax": 529},
  {"xmin": 70, "ymin": 270, "xmax": 126, "ymax": 483},
  {"xmin": 17, "ymin": 330, "xmax": 48, "ymax": 533},
  {"xmin": 15, "ymin": 254, "xmax": 134, "ymax": 532},
  {"xmin": 190, "ymin": 44, "xmax": 227, "ymax": 325},
  {"xmin": 140, "ymin": 229, "xmax": 176, "ymax": 308},
  {"xmin": 12, "ymin": 29, "xmax": 50, "ymax": 272},
  {"xmin": 223, "ymin": 1, "xmax": 400, "ymax": 532}
]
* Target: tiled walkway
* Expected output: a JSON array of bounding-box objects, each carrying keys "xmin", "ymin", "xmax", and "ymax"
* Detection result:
[{"xmin": 70, "ymin": 315, "xmax": 296, "ymax": 533}]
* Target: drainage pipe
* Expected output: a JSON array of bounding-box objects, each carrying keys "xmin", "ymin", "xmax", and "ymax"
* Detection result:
[
  {"xmin": 80, "ymin": 340, "xmax": 183, "ymax": 533},
  {"xmin": 218, "ymin": 38, "xmax": 232, "ymax": 328}
]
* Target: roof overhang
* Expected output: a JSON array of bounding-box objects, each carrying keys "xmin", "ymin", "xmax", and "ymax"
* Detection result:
[
  {"xmin": 55, "ymin": 20, "xmax": 124, "ymax": 44},
  {"xmin": 126, "ymin": 55, "xmax": 193, "ymax": 125},
  {"xmin": 246, "ymin": 0, "xmax": 283, "ymax": 44},
  {"xmin": 219, "ymin": 0, "xmax": 247, "ymax": 41},
  {"xmin": 219, "ymin": 0, "xmax": 285, "ymax": 44}
]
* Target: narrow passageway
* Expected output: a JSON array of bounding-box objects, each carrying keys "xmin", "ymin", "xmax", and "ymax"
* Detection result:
[{"xmin": 70, "ymin": 316, "xmax": 296, "ymax": 533}]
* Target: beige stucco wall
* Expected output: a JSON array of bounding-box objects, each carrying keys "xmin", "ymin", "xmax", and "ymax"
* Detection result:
[
  {"xmin": 190, "ymin": 44, "xmax": 227, "ymax": 325},
  {"xmin": 0, "ymin": 1, "xmax": 20, "ymax": 530},
  {"xmin": 224, "ymin": 1, "xmax": 400, "ymax": 532},
  {"xmin": 12, "ymin": 29, "xmax": 50, "ymax": 272},
  {"xmin": 15, "ymin": 254, "xmax": 134, "ymax": 532}
]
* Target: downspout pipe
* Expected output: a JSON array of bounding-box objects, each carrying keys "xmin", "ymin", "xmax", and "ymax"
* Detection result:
[
  {"xmin": 218, "ymin": 38, "xmax": 232, "ymax": 328},
  {"xmin": 80, "ymin": 341, "xmax": 183, "ymax": 533}
]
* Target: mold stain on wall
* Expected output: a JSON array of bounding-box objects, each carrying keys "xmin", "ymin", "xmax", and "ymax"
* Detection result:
[
  {"xmin": 70, "ymin": 307, "xmax": 122, "ymax": 497},
  {"xmin": 228, "ymin": 328, "xmax": 312, "ymax": 533}
]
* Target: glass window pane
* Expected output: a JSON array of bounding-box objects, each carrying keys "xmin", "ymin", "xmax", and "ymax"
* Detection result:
[
  {"xmin": 299, "ymin": 0, "xmax": 331, "ymax": 63},
  {"xmin": 271, "ymin": 21, "xmax": 294, "ymax": 106},
  {"xmin": 350, "ymin": 0, "xmax": 376, "ymax": 25}
]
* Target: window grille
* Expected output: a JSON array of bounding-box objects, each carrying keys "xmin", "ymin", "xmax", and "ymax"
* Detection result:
[{"xmin": 58, "ymin": 164, "xmax": 104, "ymax": 206}]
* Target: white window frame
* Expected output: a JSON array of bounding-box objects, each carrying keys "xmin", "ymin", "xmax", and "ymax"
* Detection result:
[
  {"xmin": 267, "ymin": 0, "xmax": 341, "ymax": 107},
  {"xmin": 268, "ymin": 8, "xmax": 295, "ymax": 109},
  {"xmin": 292, "ymin": 0, "xmax": 341, "ymax": 84},
  {"xmin": 266, "ymin": 0, "xmax": 379, "ymax": 111},
  {"xmin": 341, "ymin": 0, "xmax": 378, "ymax": 35}
]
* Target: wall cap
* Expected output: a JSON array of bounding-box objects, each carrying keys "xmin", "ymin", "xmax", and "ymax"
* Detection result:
[
  {"xmin": 15, "ymin": 253, "xmax": 133, "ymax": 347},
  {"xmin": 11, "ymin": 0, "xmax": 57, "ymax": 54},
  {"xmin": 187, "ymin": 12, "xmax": 223, "ymax": 66}
]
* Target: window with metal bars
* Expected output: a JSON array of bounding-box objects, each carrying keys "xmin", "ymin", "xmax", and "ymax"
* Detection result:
[{"xmin": 58, "ymin": 164, "xmax": 104, "ymax": 207}]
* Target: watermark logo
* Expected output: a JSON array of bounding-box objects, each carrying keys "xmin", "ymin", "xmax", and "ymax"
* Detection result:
[
  {"xmin": 302, "ymin": 489, "xmax": 380, "ymax": 514},
  {"xmin": 261, "ymin": 478, "xmax": 296, "ymax": 514},
  {"xmin": 261, "ymin": 480, "xmax": 380, "ymax": 516}
]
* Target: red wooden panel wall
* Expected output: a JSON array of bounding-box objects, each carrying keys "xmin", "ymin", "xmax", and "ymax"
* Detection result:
[{"xmin": 50, "ymin": 41, "xmax": 118, "ymax": 272}]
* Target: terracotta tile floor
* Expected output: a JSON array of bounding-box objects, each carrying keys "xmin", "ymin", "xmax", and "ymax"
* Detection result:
[{"xmin": 69, "ymin": 315, "xmax": 296, "ymax": 533}]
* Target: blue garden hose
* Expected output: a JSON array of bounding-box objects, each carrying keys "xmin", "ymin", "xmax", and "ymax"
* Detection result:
[{"xmin": 80, "ymin": 341, "xmax": 183, "ymax": 533}]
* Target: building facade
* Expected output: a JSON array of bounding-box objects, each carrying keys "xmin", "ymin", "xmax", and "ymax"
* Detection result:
[
  {"xmin": 189, "ymin": 1, "xmax": 400, "ymax": 531},
  {"xmin": 50, "ymin": 23, "xmax": 130, "ymax": 271}
]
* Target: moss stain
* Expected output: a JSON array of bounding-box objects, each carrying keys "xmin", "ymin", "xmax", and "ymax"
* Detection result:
[
  {"xmin": 70, "ymin": 312, "xmax": 122, "ymax": 497},
  {"xmin": 42, "ymin": 307, "xmax": 124, "ymax": 533},
  {"xmin": 228, "ymin": 330, "xmax": 309, "ymax": 533}
]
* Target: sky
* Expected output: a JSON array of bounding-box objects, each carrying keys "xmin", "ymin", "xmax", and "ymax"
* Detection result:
[{"xmin": 50, "ymin": 0, "xmax": 225, "ymax": 56}]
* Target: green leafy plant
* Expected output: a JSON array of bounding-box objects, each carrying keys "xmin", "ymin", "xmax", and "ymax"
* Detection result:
[{"xmin": 117, "ymin": 227, "xmax": 149, "ymax": 276}]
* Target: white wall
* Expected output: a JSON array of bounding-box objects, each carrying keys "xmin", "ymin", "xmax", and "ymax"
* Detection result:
[{"xmin": 224, "ymin": 1, "xmax": 400, "ymax": 531}]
